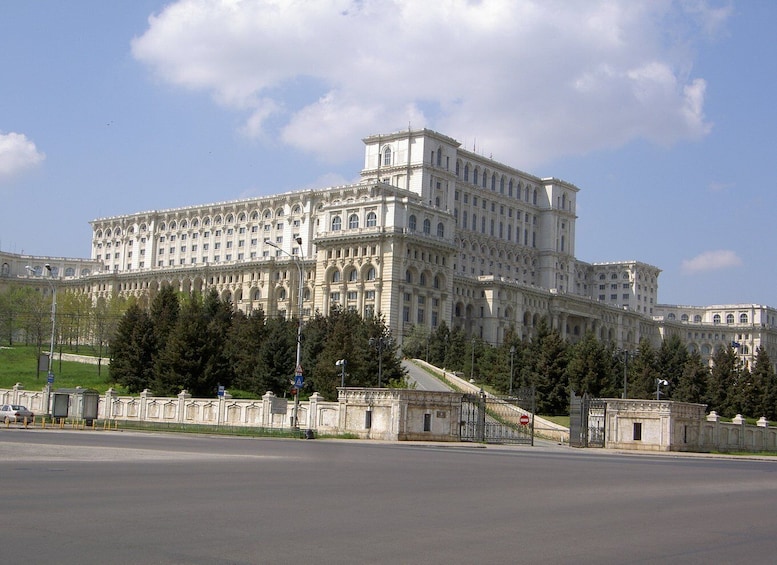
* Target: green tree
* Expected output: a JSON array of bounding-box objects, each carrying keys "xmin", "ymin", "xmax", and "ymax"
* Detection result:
[
  {"xmin": 149, "ymin": 285, "xmax": 180, "ymax": 354},
  {"xmin": 154, "ymin": 293, "xmax": 210, "ymax": 396},
  {"xmin": 657, "ymin": 334, "xmax": 689, "ymax": 386},
  {"xmin": 524, "ymin": 319, "xmax": 568, "ymax": 415},
  {"xmin": 567, "ymin": 332, "xmax": 611, "ymax": 398},
  {"xmin": 753, "ymin": 347, "xmax": 777, "ymax": 420},
  {"xmin": 227, "ymin": 309, "xmax": 268, "ymax": 395},
  {"xmin": 401, "ymin": 324, "xmax": 429, "ymax": 361},
  {"xmin": 672, "ymin": 351, "xmax": 708, "ymax": 405},
  {"xmin": 445, "ymin": 327, "xmax": 468, "ymax": 373},
  {"xmin": 110, "ymin": 303, "xmax": 155, "ymax": 393},
  {"xmin": 627, "ymin": 339, "xmax": 659, "ymax": 399},
  {"xmin": 201, "ymin": 289, "xmax": 234, "ymax": 393},
  {"xmin": 428, "ymin": 321, "xmax": 452, "ymax": 368},
  {"xmin": 706, "ymin": 345, "xmax": 740, "ymax": 417}
]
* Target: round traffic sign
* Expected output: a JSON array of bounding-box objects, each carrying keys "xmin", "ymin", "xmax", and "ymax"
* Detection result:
[{"xmin": 519, "ymin": 414, "xmax": 530, "ymax": 425}]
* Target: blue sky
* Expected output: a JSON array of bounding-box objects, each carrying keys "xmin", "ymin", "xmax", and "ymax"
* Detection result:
[{"xmin": 1, "ymin": 0, "xmax": 775, "ymax": 308}]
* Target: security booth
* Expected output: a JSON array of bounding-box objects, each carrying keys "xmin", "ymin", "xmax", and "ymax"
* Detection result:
[{"xmin": 51, "ymin": 387, "xmax": 100, "ymax": 425}]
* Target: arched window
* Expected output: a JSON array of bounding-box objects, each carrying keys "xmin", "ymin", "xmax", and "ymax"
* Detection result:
[
  {"xmin": 405, "ymin": 270, "xmax": 413, "ymax": 284},
  {"xmin": 64, "ymin": 267, "xmax": 75, "ymax": 277},
  {"xmin": 419, "ymin": 273, "xmax": 426, "ymax": 286},
  {"xmin": 331, "ymin": 270, "xmax": 341, "ymax": 283},
  {"xmin": 382, "ymin": 146, "xmax": 392, "ymax": 167},
  {"xmin": 464, "ymin": 164, "xmax": 469, "ymax": 181},
  {"xmin": 348, "ymin": 214, "xmax": 359, "ymax": 229},
  {"xmin": 491, "ymin": 174, "xmax": 496, "ymax": 190},
  {"xmin": 436, "ymin": 147, "xmax": 442, "ymax": 166},
  {"xmin": 434, "ymin": 275, "xmax": 441, "ymax": 289},
  {"xmin": 473, "ymin": 168, "xmax": 479, "ymax": 185},
  {"xmin": 740, "ymin": 313, "xmax": 748, "ymax": 323},
  {"xmin": 366, "ymin": 267, "xmax": 376, "ymax": 281},
  {"xmin": 681, "ymin": 314, "xmax": 689, "ymax": 322},
  {"xmin": 331, "ymin": 216, "xmax": 342, "ymax": 231},
  {"xmin": 713, "ymin": 314, "xmax": 721, "ymax": 324},
  {"xmin": 726, "ymin": 313, "xmax": 735, "ymax": 324},
  {"xmin": 437, "ymin": 222, "xmax": 445, "ymax": 237},
  {"xmin": 694, "ymin": 315, "xmax": 702, "ymax": 323},
  {"xmin": 668, "ymin": 313, "xmax": 676, "ymax": 320},
  {"xmin": 366, "ymin": 211, "xmax": 377, "ymax": 227},
  {"xmin": 408, "ymin": 215, "xmax": 417, "ymax": 231},
  {"xmin": 423, "ymin": 219, "xmax": 431, "ymax": 234},
  {"xmin": 348, "ymin": 269, "xmax": 358, "ymax": 282},
  {"xmin": 456, "ymin": 161, "xmax": 460, "ymax": 176}
]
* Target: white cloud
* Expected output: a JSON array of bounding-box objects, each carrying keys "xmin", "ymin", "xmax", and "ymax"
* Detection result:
[
  {"xmin": 132, "ymin": 0, "xmax": 724, "ymax": 167},
  {"xmin": 0, "ymin": 131, "xmax": 45, "ymax": 181},
  {"xmin": 681, "ymin": 250, "xmax": 742, "ymax": 274}
]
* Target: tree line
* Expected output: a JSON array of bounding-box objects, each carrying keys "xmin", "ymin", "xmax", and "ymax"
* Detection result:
[
  {"xmin": 0, "ymin": 286, "xmax": 124, "ymax": 358},
  {"xmin": 110, "ymin": 286, "xmax": 405, "ymax": 399},
  {"xmin": 402, "ymin": 320, "xmax": 777, "ymax": 420}
]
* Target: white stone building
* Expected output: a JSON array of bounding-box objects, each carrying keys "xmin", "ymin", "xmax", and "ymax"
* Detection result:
[{"xmin": 6, "ymin": 129, "xmax": 777, "ymax": 369}]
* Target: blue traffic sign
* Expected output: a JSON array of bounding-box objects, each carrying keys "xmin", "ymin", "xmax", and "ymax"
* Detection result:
[
  {"xmin": 294, "ymin": 375, "xmax": 304, "ymax": 388},
  {"xmin": 47, "ymin": 372, "xmax": 55, "ymax": 384}
]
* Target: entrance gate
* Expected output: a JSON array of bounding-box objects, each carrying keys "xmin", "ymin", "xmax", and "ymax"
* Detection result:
[
  {"xmin": 569, "ymin": 392, "xmax": 606, "ymax": 448},
  {"xmin": 460, "ymin": 387, "xmax": 535, "ymax": 445}
]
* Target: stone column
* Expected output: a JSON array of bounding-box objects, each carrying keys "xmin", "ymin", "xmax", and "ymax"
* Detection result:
[{"xmin": 178, "ymin": 390, "xmax": 191, "ymax": 423}]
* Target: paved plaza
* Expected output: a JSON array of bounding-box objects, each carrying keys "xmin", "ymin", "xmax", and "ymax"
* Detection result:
[{"xmin": 3, "ymin": 429, "xmax": 777, "ymax": 564}]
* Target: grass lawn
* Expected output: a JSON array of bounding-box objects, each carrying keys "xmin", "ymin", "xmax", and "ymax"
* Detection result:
[{"xmin": 0, "ymin": 346, "xmax": 120, "ymax": 393}]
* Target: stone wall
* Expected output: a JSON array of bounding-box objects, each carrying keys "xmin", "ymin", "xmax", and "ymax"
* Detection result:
[
  {"xmin": 1, "ymin": 385, "xmax": 465, "ymax": 441},
  {"xmin": 601, "ymin": 399, "xmax": 777, "ymax": 453}
]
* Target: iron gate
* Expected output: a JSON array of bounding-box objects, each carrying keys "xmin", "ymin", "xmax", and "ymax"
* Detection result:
[
  {"xmin": 569, "ymin": 392, "xmax": 606, "ymax": 448},
  {"xmin": 460, "ymin": 387, "xmax": 535, "ymax": 445}
]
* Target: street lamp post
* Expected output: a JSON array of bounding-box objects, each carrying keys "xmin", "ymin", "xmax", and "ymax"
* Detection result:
[
  {"xmin": 369, "ymin": 336, "xmax": 389, "ymax": 387},
  {"xmin": 336, "ymin": 359, "xmax": 346, "ymax": 389},
  {"xmin": 267, "ymin": 238, "xmax": 304, "ymax": 429},
  {"xmin": 26, "ymin": 264, "xmax": 56, "ymax": 417},
  {"xmin": 620, "ymin": 350, "xmax": 631, "ymax": 399},
  {"xmin": 470, "ymin": 338, "xmax": 476, "ymax": 382},
  {"xmin": 509, "ymin": 345, "xmax": 516, "ymax": 396}
]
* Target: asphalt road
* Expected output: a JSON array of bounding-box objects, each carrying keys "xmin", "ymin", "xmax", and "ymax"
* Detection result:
[
  {"xmin": 3, "ymin": 429, "xmax": 777, "ymax": 564},
  {"xmin": 402, "ymin": 359, "xmax": 452, "ymax": 391}
]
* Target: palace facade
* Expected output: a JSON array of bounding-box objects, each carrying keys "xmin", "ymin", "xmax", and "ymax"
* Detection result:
[{"xmin": 4, "ymin": 128, "xmax": 776, "ymax": 370}]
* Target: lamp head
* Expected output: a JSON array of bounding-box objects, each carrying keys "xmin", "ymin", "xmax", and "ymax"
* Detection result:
[{"xmin": 45, "ymin": 263, "xmax": 51, "ymax": 271}]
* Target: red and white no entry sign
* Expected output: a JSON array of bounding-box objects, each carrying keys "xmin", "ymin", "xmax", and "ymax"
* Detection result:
[{"xmin": 519, "ymin": 414, "xmax": 530, "ymax": 425}]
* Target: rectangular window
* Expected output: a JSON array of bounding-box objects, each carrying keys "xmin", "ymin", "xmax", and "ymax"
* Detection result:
[
  {"xmin": 365, "ymin": 410, "xmax": 372, "ymax": 429},
  {"xmin": 633, "ymin": 422, "xmax": 642, "ymax": 441},
  {"xmin": 423, "ymin": 413, "xmax": 432, "ymax": 432}
]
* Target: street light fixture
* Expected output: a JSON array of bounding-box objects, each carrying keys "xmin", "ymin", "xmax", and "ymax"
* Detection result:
[
  {"xmin": 266, "ymin": 238, "xmax": 304, "ymax": 429},
  {"xmin": 369, "ymin": 336, "xmax": 389, "ymax": 388},
  {"xmin": 336, "ymin": 359, "xmax": 347, "ymax": 389},
  {"xmin": 656, "ymin": 379, "xmax": 669, "ymax": 400},
  {"xmin": 26, "ymin": 264, "xmax": 56, "ymax": 417}
]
